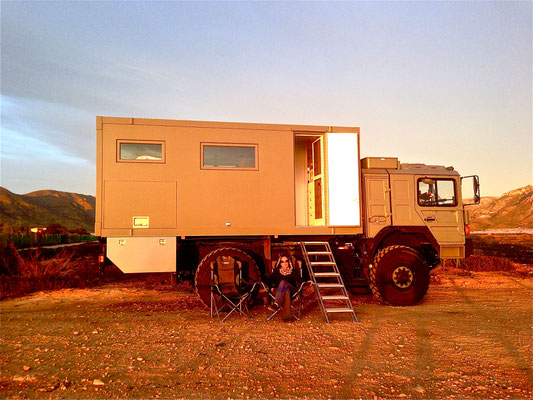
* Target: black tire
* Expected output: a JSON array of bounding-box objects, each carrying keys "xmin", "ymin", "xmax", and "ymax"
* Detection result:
[
  {"xmin": 369, "ymin": 245, "xmax": 430, "ymax": 306},
  {"xmin": 194, "ymin": 247, "xmax": 261, "ymax": 308}
]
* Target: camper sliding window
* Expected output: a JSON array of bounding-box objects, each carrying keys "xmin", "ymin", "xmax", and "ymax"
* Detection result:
[
  {"xmin": 417, "ymin": 178, "xmax": 457, "ymax": 207},
  {"xmin": 117, "ymin": 141, "xmax": 165, "ymax": 163},
  {"xmin": 201, "ymin": 143, "xmax": 258, "ymax": 170}
]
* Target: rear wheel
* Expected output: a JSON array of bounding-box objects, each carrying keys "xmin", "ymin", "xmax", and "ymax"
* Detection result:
[
  {"xmin": 194, "ymin": 247, "xmax": 261, "ymax": 308},
  {"xmin": 369, "ymin": 245, "xmax": 430, "ymax": 306}
]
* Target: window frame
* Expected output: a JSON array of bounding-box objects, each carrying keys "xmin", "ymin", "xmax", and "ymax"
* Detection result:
[
  {"xmin": 417, "ymin": 177, "xmax": 457, "ymax": 207},
  {"xmin": 200, "ymin": 142, "xmax": 259, "ymax": 171},
  {"xmin": 116, "ymin": 140, "xmax": 166, "ymax": 164}
]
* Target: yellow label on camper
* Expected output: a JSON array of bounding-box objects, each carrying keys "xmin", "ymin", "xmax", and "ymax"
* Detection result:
[{"xmin": 133, "ymin": 216, "xmax": 149, "ymax": 228}]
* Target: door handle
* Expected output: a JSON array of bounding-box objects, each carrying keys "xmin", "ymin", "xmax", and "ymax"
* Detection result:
[{"xmin": 424, "ymin": 216, "xmax": 436, "ymax": 222}]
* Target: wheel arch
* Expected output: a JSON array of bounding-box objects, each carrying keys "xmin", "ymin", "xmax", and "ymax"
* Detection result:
[{"xmin": 366, "ymin": 226, "xmax": 440, "ymax": 269}]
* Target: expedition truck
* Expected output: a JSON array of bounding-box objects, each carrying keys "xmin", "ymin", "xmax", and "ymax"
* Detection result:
[{"xmin": 95, "ymin": 116, "xmax": 480, "ymax": 313}]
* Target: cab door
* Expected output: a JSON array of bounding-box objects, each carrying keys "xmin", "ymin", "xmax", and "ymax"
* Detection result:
[{"xmin": 414, "ymin": 176, "xmax": 464, "ymax": 245}]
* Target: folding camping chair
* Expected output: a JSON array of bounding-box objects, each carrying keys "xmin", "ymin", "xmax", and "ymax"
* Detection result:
[
  {"xmin": 266, "ymin": 257, "xmax": 313, "ymax": 321},
  {"xmin": 210, "ymin": 255, "xmax": 259, "ymax": 322}
]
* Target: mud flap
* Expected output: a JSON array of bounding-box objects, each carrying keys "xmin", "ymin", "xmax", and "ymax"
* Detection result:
[{"xmin": 465, "ymin": 238, "xmax": 474, "ymax": 258}]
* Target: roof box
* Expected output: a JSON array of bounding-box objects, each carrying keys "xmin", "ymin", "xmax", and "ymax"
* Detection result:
[{"xmin": 361, "ymin": 157, "xmax": 400, "ymax": 170}]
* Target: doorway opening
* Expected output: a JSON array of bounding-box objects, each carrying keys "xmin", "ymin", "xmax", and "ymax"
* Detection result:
[{"xmin": 294, "ymin": 134, "xmax": 325, "ymax": 226}]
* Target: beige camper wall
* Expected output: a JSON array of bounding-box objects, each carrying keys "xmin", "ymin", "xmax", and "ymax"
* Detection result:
[
  {"xmin": 95, "ymin": 121, "xmax": 103, "ymax": 236},
  {"xmin": 103, "ymin": 124, "xmax": 295, "ymax": 236},
  {"xmin": 97, "ymin": 118, "xmax": 362, "ymax": 237}
]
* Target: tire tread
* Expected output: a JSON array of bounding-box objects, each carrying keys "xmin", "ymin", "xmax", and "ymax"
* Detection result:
[{"xmin": 369, "ymin": 245, "xmax": 429, "ymax": 305}]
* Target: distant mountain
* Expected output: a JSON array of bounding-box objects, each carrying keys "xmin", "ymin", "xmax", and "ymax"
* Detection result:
[
  {"xmin": 468, "ymin": 185, "xmax": 532, "ymax": 231},
  {"xmin": 0, "ymin": 187, "xmax": 95, "ymax": 233}
]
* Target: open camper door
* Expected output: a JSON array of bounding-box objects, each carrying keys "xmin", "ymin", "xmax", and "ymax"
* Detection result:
[
  {"xmin": 309, "ymin": 137, "xmax": 325, "ymax": 225},
  {"xmin": 326, "ymin": 133, "xmax": 361, "ymax": 227}
]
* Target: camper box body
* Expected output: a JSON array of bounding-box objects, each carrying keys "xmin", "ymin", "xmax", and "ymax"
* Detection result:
[{"xmin": 96, "ymin": 117, "xmax": 363, "ymax": 271}]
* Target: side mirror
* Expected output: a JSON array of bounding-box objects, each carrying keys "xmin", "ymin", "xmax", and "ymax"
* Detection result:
[{"xmin": 461, "ymin": 175, "xmax": 480, "ymax": 205}]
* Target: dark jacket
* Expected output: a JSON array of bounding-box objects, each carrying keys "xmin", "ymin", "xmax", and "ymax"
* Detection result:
[{"xmin": 269, "ymin": 265, "xmax": 302, "ymax": 288}]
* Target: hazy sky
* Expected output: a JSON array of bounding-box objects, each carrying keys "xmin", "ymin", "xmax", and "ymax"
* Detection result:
[{"xmin": 1, "ymin": 1, "xmax": 531, "ymax": 197}]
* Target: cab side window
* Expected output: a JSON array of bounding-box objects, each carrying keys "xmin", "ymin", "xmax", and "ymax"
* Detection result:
[{"xmin": 418, "ymin": 178, "xmax": 456, "ymax": 207}]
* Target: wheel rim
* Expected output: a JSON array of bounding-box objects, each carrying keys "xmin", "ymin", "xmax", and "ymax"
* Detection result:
[{"xmin": 392, "ymin": 266, "xmax": 414, "ymax": 289}]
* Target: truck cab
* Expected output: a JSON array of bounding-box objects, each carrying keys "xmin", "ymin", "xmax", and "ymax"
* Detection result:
[{"xmin": 363, "ymin": 158, "xmax": 469, "ymax": 258}]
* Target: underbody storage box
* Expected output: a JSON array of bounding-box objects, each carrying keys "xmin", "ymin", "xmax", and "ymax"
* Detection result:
[{"xmin": 107, "ymin": 237, "xmax": 176, "ymax": 273}]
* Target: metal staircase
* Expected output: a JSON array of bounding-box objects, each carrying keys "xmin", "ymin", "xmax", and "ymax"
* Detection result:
[{"xmin": 299, "ymin": 241, "xmax": 358, "ymax": 323}]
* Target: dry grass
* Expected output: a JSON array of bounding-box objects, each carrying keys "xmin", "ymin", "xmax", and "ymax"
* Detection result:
[
  {"xmin": 0, "ymin": 243, "xmax": 108, "ymax": 299},
  {"xmin": 2, "ymin": 244, "xmax": 75, "ymax": 278},
  {"xmin": 457, "ymin": 255, "xmax": 516, "ymax": 272},
  {"xmin": 438, "ymin": 255, "xmax": 533, "ymax": 280}
]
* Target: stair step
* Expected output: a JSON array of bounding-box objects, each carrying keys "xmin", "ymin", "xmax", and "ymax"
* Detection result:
[
  {"xmin": 325, "ymin": 308, "xmax": 354, "ymax": 313},
  {"xmin": 307, "ymin": 251, "xmax": 331, "ymax": 255},
  {"xmin": 321, "ymin": 296, "xmax": 350, "ymax": 300},
  {"xmin": 314, "ymin": 272, "xmax": 340, "ymax": 277},
  {"xmin": 316, "ymin": 283, "xmax": 344, "ymax": 288},
  {"xmin": 310, "ymin": 262, "xmax": 336, "ymax": 266}
]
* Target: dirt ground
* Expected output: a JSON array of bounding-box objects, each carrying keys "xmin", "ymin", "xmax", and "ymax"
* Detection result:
[{"xmin": 1, "ymin": 269, "xmax": 532, "ymax": 400}]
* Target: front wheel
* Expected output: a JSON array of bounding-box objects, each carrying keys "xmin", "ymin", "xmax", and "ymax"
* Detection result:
[{"xmin": 369, "ymin": 245, "xmax": 430, "ymax": 306}]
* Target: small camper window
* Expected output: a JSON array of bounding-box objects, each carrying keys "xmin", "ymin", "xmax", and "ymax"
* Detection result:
[
  {"xmin": 201, "ymin": 143, "xmax": 258, "ymax": 170},
  {"xmin": 118, "ymin": 141, "xmax": 164, "ymax": 162}
]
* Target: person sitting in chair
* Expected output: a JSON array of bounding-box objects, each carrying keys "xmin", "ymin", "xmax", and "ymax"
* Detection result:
[{"xmin": 268, "ymin": 255, "xmax": 303, "ymax": 318}]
